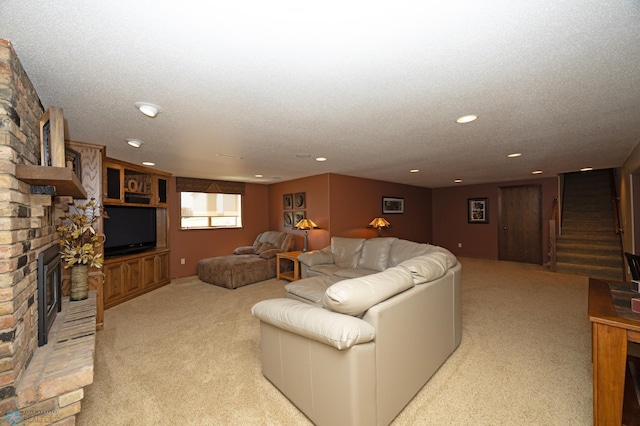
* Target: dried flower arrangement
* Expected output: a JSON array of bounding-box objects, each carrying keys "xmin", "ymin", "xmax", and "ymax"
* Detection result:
[{"xmin": 57, "ymin": 198, "xmax": 104, "ymax": 269}]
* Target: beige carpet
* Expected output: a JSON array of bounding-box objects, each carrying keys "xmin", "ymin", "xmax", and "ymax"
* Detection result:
[{"xmin": 78, "ymin": 257, "xmax": 593, "ymax": 425}]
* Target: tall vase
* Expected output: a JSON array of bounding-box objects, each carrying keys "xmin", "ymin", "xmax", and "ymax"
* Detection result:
[{"xmin": 70, "ymin": 264, "xmax": 89, "ymax": 301}]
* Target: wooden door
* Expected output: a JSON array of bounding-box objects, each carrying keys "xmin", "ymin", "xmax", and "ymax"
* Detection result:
[{"xmin": 498, "ymin": 185, "xmax": 542, "ymax": 264}]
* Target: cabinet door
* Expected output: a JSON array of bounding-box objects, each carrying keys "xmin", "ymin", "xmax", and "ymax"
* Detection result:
[
  {"xmin": 124, "ymin": 258, "xmax": 142, "ymax": 294},
  {"xmin": 104, "ymin": 163, "xmax": 124, "ymax": 204},
  {"xmin": 104, "ymin": 262, "xmax": 124, "ymax": 305},
  {"xmin": 157, "ymin": 251, "xmax": 170, "ymax": 283},
  {"xmin": 142, "ymin": 255, "xmax": 156, "ymax": 288},
  {"xmin": 156, "ymin": 176, "xmax": 168, "ymax": 206}
]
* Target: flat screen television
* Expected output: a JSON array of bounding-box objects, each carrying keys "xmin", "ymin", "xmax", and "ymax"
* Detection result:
[{"xmin": 104, "ymin": 206, "xmax": 156, "ymax": 257}]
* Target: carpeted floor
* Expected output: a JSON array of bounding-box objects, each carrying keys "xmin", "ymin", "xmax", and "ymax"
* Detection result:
[{"xmin": 77, "ymin": 257, "xmax": 593, "ymax": 425}]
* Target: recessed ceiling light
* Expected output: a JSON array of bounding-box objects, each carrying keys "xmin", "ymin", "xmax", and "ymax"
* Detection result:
[
  {"xmin": 532, "ymin": 170, "xmax": 543, "ymax": 175},
  {"xmin": 454, "ymin": 179, "xmax": 462, "ymax": 183},
  {"xmin": 581, "ymin": 167, "xmax": 593, "ymax": 172},
  {"xmin": 409, "ymin": 169, "xmax": 419, "ymax": 173},
  {"xmin": 134, "ymin": 102, "xmax": 161, "ymax": 118},
  {"xmin": 456, "ymin": 115, "xmax": 478, "ymax": 124},
  {"xmin": 126, "ymin": 139, "xmax": 143, "ymax": 148},
  {"xmin": 142, "ymin": 161, "xmax": 155, "ymax": 166},
  {"xmin": 507, "ymin": 153, "xmax": 522, "ymax": 158},
  {"xmin": 254, "ymin": 174, "xmax": 263, "ymax": 178},
  {"xmin": 315, "ymin": 157, "xmax": 327, "ymax": 162}
]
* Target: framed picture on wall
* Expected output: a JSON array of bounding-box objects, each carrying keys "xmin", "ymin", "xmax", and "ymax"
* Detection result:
[
  {"xmin": 382, "ymin": 197, "xmax": 404, "ymax": 214},
  {"xmin": 283, "ymin": 193, "xmax": 293, "ymax": 210},
  {"xmin": 294, "ymin": 192, "xmax": 306, "ymax": 209},
  {"xmin": 65, "ymin": 147, "xmax": 82, "ymax": 182},
  {"xmin": 39, "ymin": 106, "xmax": 65, "ymax": 167},
  {"xmin": 284, "ymin": 211, "xmax": 294, "ymax": 227},
  {"xmin": 294, "ymin": 211, "xmax": 306, "ymax": 226},
  {"xmin": 468, "ymin": 197, "xmax": 489, "ymax": 223}
]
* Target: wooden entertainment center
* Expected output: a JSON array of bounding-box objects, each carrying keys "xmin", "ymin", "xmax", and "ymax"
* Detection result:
[{"xmin": 102, "ymin": 157, "xmax": 172, "ymax": 309}]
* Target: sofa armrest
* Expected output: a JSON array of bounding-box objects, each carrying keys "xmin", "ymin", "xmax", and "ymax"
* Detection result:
[
  {"xmin": 251, "ymin": 298, "xmax": 375, "ymax": 350},
  {"xmin": 234, "ymin": 246, "xmax": 255, "ymax": 255},
  {"xmin": 298, "ymin": 246, "xmax": 334, "ymax": 267}
]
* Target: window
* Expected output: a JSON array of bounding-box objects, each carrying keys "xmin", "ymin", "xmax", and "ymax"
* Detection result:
[{"xmin": 180, "ymin": 192, "xmax": 242, "ymax": 230}]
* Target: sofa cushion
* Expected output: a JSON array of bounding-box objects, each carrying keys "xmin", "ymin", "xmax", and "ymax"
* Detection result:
[
  {"xmin": 285, "ymin": 275, "xmax": 341, "ymax": 304},
  {"xmin": 331, "ymin": 237, "xmax": 365, "ymax": 269},
  {"xmin": 358, "ymin": 237, "xmax": 396, "ymax": 272},
  {"xmin": 258, "ymin": 231, "xmax": 285, "ymax": 247},
  {"xmin": 322, "ymin": 266, "xmax": 414, "ymax": 316},
  {"xmin": 233, "ymin": 246, "xmax": 255, "ymax": 255},
  {"xmin": 388, "ymin": 239, "xmax": 431, "ymax": 267},
  {"xmin": 334, "ymin": 268, "xmax": 378, "ymax": 279},
  {"xmin": 256, "ymin": 242, "xmax": 277, "ymax": 255},
  {"xmin": 398, "ymin": 252, "xmax": 450, "ymax": 284},
  {"xmin": 251, "ymin": 298, "xmax": 376, "ymax": 350},
  {"xmin": 309, "ymin": 264, "xmax": 345, "ymax": 277}
]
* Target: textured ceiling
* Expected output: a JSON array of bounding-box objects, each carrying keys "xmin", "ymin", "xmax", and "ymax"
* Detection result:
[{"xmin": 2, "ymin": 0, "xmax": 640, "ymax": 188}]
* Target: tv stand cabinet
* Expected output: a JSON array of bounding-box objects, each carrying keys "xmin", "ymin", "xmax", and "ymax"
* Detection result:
[
  {"xmin": 103, "ymin": 248, "xmax": 170, "ymax": 309},
  {"xmin": 103, "ymin": 157, "xmax": 171, "ymax": 309}
]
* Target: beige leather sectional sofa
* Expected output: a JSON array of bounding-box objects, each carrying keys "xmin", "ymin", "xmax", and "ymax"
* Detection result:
[{"xmin": 251, "ymin": 237, "xmax": 461, "ymax": 425}]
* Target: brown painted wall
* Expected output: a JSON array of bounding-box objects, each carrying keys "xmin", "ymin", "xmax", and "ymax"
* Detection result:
[
  {"xmin": 432, "ymin": 177, "xmax": 558, "ymax": 262},
  {"xmin": 328, "ymin": 174, "xmax": 432, "ymax": 242},
  {"xmin": 268, "ymin": 174, "xmax": 330, "ymax": 252},
  {"xmin": 170, "ymin": 171, "xmax": 557, "ymax": 277},
  {"xmin": 267, "ymin": 173, "xmax": 433, "ymax": 251},
  {"xmin": 168, "ymin": 177, "xmax": 270, "ymax": 277}
]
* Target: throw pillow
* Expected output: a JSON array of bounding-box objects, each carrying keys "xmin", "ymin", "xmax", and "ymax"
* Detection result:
[{"xmin": 256, "ymin": 242, "xmax": 277, "ymax": 255}]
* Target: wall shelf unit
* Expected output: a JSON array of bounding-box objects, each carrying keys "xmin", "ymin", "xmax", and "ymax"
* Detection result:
[{"xmin": 102, "ymin": 157, "xmax": 171, "ymax": 309}]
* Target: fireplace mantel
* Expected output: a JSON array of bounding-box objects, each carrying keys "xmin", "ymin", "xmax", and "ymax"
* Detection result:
[{"xmin": 16, "ymin": 164, "xmax": 87, "ymax": 199}]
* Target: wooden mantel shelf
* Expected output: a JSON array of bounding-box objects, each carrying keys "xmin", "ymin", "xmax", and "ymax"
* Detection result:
[{"xmin": 16, "ymin": 164, "xmax": 87, "ymax": 199}]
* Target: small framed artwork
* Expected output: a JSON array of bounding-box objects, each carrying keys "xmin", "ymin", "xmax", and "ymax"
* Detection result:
[
  {"xmin": 294, "ymin": 192, "xmax": 306, "ymax": 209},
  {"xmin": 284, "ymin": 211, "xmax": 294, "ymax": 227},
  {"xmin": 65, "ymin": 147, "xmax": 82, "ymax": 182},
  {"xmin": 468, "ymin": 197, "xmax": 489, "ymax": 224},
  {"xmin": 382, "ymin": 197, "xmax": 404, "ymax": 214},
  {"xmin": 283, "ymin": 193, "xmax": 293, "ymax": 210},
  {"xmin": 294, "ymin": 211, "xmax": 306, "ymax": 226},
  {"xmin": 39, "ymin": 106, "xmax": 66, "ymax": 167}
]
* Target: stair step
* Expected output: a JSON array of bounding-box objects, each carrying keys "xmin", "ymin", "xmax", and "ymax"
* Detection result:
[
  {"xmin": 556, "ymin": 262, "xmax": 624, "ymax": 281},
  {"xmin": 557, "ymin": 228, "xmax": 620, "ymax": 244},
  {"xmin": 556, "ymin": 242, "xmax": 621, "ymax": 256},
  {"xmin": 556, "ymin": 252, "xmax": 623, "ymax": 268}
]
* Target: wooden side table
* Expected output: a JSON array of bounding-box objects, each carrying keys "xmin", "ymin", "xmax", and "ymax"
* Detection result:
[
  {"xmin": 276, "ymin": 251, "xmax": 301, "ymax": 281},
  {"xmin": 588, "ymin": 277, "xmax": 640, "ymax": 425}
]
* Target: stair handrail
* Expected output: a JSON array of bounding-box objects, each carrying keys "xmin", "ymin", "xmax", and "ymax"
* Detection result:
[
  {"xmin": 549, "ymin": 197, "xmax": 558, "ymax": 272},
  {"xmin": 609, "ymin": 172, "xmax": 622, "ymax": 234}
]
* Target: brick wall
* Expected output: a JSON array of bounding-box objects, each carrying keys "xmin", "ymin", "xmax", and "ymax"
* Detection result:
[{"xmin": 0, "ymin": 38, "xmax": 56, "ymax": 416}]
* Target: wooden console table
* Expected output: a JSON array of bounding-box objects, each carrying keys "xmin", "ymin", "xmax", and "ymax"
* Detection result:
[
  {"xmin": 276, "ymin": 251, "xmax": 301, "ymax": 281},
  {"xmin": 588, "ymin": 277, "xmax": 640, "ymax": 425}
]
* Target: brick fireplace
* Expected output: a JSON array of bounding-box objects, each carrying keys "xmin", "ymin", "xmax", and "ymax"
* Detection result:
[{"xmin": 0, "ymin": 39, "xmax": 96, "ymax": 424}]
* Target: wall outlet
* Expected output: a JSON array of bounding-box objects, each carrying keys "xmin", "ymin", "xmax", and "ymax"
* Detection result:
[
  {"xmin": 458, "ymin": 243, "xmax": 462, "ymax": 248},
  {"xmin": 180, "ymin": 258, "xmax": 185, "ymax": 265}
]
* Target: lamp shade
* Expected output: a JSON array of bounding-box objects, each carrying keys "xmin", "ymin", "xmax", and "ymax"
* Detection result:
[
  {"xmin": 368, "ymin": 217, "xmax": 390, "ymax": 237},
  {"xmin": 368, "ymin": 217, "xmax": 390, "ymax": 229},
  {"xmin": 295, "ymin": 218, "xmax": 318, "ymax": 230}
]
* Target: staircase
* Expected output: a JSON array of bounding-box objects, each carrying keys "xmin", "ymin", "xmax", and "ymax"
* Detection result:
[{"xmin": 556, "ymin": 169, "xmax": 624, "ymax": 281}]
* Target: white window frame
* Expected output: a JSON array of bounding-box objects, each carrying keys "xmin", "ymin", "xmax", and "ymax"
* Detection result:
[{"xmin": 180, "ymin": 191, "xmax": 243, "ymax": 230}]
